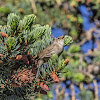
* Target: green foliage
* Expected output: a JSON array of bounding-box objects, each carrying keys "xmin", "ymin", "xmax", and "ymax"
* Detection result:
[
  {"xmin": 64, "ymin": 35, "xmax": 73, "ymax": 46},
  {"xmin": 58, "ymin": 59, "xmax": 65, "ymax": 70},
  {"xmin": 0, "ymin": 13, "xmax": 52, "ymax": 99},
  {"xmin": 63, "ymin": 64, "xmax": 74, "ymax": 78},
  {"xmin": 0, "ymin": 0, "xmax": 100, "ymax": 99},
  {"xmin": 29, "ymin": 25, "xmax": 52, "ymax": 56},
  {"xmin": 68, "ymin": 44, "xmax": 80, "ymax": 53},
  {"xmin": 5, "ymin": 37, "xmax": 15, "ymax": 49},
  {"xmin": 19, "ymin": 14, "xmax": 36, "ymax": 31},
  {"xmin": 0, "ymin": 0, "xmax": 99, "ymax": 41},
  {"xmin": 47, "ymin": 91, "xmax": 53, "ymax": 98},
  {"xmin": 0, "ymin": 13, "xmax": 72, "ymax": 99},
  {"xmin": 0, "ymin": 0, "xmax": 84, "ymax": 39},
  {"xmin": 77, "ymin": 15, "xmax": 83, "ymax": 23},
  {"xmin": 73, "ymin": 73, "xmax": 85, "ymax": 82},
  {"xmin": 93, "ymin": 52, "xmax": 100, "ymax": 63},
  {"xmin": 0, "ymin": 6, "xmax": 10, "ymax": 13},
  {"xmin": 52, "ymin": 54, "xmax": 58, "ymax": 60},
  {"xmin": 36, "ymin": 98, "xmax": 43, "ymax": 100},
  {"xmin": 7, "ymin": 13, "xmax": 20, "ymax": 32},
  {"xmin": 51, "ymin": 54, "xmax": 58, "ymax": 65},
  {"xmin": 63, "ymin": 65, "xmax": 85, "ymax": 82},
  {"xmin": 78, "ymin": 89, "xmax": 93, "ymax": 100},
  {"xmin": 70, "ymin": 28, "xmax": 78, "ymax": 38}
]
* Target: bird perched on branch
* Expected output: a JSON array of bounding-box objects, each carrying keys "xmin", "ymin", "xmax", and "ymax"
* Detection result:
[{"xmin": 36, "ymin": 35, "xmax": 65, "ymax": 79}]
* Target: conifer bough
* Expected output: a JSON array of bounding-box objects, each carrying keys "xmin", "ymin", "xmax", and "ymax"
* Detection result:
[{"xmin": 0, "ymin": 13, "xmax": 72, "ymax": 99}]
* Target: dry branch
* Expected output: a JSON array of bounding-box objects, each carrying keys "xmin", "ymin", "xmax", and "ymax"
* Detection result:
[
  {"xmin": 70, "ymin": 83, "xmax": 75, "ymax": 100},
  {"xmin": 93, "ymin": 79, "xmax": 98, "ymax": 100},
  {"xmin": 30, "ymin": 0, "xmax": 37, "ymax": 14}
]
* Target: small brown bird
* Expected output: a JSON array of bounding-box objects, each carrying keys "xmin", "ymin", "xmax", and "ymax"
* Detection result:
[{"xmin": 36, "ymin": 35, "xmax": 65, "ymax": 79}]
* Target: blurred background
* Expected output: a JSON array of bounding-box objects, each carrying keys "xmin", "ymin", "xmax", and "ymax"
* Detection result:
[{"xmin": 0, "ymin": 0, "xmax": 100, "ymax": 100}]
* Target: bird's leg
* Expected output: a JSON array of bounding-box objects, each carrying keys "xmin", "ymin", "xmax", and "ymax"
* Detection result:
[{"xmin": 36, "ymin": 60, "xmax": 44, "ymax": 80}]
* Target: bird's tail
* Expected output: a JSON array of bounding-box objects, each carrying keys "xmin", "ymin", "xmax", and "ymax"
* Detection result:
[
  {"xmin": 35, "ymin": 60, "xmax": 44, "ymax": 80},
  {"xmin": 36, "ymin": 66, "xmax": 40, "ymax": 79}
]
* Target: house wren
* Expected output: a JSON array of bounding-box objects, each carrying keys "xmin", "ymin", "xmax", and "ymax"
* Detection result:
[{"xmin": 36, "ymin": 35, "xmax": 65, "ymax": 79}]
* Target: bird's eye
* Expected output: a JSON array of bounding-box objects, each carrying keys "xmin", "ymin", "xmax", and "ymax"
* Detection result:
[{"xmin": 58, "ymin": 37, "xmax": 59, "ymax": 39}]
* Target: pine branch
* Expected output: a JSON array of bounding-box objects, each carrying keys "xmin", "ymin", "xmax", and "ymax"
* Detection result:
[{"xmin": 0, "ymin": 13, "xmax": 73, "ymax": 98}]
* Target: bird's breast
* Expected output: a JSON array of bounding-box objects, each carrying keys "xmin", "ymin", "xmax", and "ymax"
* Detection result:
[{"xmin": 55, "ymin": 43, "xmax": 64, "ymax": 54}]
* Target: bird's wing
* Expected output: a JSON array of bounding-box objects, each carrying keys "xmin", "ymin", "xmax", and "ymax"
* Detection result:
[
  {"xmin": 44, "ymin": 50, "xmax": 56, "ymax": 57},
  {"xmin": 38, "ymin": 44, "xmax": 57, "ymax": 59}
]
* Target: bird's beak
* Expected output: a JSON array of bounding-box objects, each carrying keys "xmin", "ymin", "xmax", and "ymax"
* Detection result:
[{"xmin": 62, "ymin": 35, "xmax": 65, "ymax": 39}]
